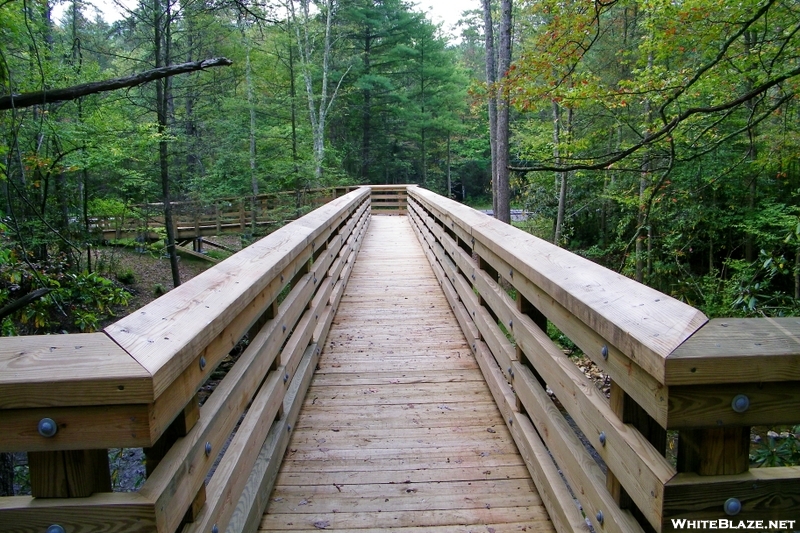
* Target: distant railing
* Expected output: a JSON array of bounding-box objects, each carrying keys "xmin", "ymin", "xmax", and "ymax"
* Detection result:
[
  {"xmin": 367, "ymin": 184, "xmax": 410, "ymax": 215},
  {"xmin": 91, "ymin": 186, "xmax": 362, "ymax": 241},
  {"xmin": 0, "ymin": 187, "xmax": 371, "ymax": 533},
  {"xmin": 407, "ymin": 186, "xmax": 800, "ymax": 533}
]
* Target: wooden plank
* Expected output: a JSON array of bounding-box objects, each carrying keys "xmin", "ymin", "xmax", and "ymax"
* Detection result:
[
  {"xmin": 231, "ymin": 343, "xmax": 322, "ymax": 533},
  {"xmin": 274, "ymin": 464, "xmax": 531, "ymax": 486},
  {"xmin": 281, "ymin": 448, "xmax": 525, "ymax": 467},
  {"xmin": 0, "ymin": 493, "xmax": 155, "ymax": 533},
  {"xmin": 28, "ymin": 449, "xmax": 111, "ymax": 498},
  {"xmin": 668, "ymin": 381, "xmax": 800, "ymax": 427},
  {"xmin": 514, "ymin": 364, "xmax": 645, "ymax": 533},
  {"xmin": 510, "ymin": 325, "xmax": 674, "ymax": 529},
  {"xmin": 0, "ymin": 403, "xmax": 152, "ymax": 452},
  {"xmin": 663, "ymin": 467, "xmax": 800, "ymax": 529},
  {"xmin": 184, "ymin": 366, "xmax": 285, "ymax": 533},
  {"xmin": 260, "ymin": 507, "xmax": 550, "ymax": 531},
  {"xmin": 0, "ymin": 333, "xmax": 153, "ymax": 409},
  {"xmin": 666, "ymin": 317, "xmax": 800, "ymax": 385},
  {"xmin": 176, "ymin": 243, "xmax": 219, "ymax": 263},
  {"xmin": 268, "ymin": 479, "xmax": 542, "ymax": 514},
  {"xmin": 676, "ymin": 428, "xmax": 750, "ymax": 476}
]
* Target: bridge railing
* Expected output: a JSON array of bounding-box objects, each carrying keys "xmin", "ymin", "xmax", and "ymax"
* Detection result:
[
  {"xmin": 91, "ymin": 186, "xmax": 362, "ymax": 241},
  {"xmin": 0, "ymin": 187, "xmax": 371, "ymax": 533},
  {"xmin": 406, "ymin": 185, "xmax": 800, "ymax": 533}
]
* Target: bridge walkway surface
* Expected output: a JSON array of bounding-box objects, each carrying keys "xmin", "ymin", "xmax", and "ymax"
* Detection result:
[{"xmin": 259, "ymin": 215, "xmax": 555, "ymax": 532}]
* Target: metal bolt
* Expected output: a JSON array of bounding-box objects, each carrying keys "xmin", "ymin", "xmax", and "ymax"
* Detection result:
[
  {"xmin": 731, "ymin": 394, "xmax": 750, "ymax": 413},
  {"xmin": 724, "ymin": 498, "xmax": 742, "ymax": 516},
  {"xmin": 46, "ymin": 526, "xmax": 66, "ymax": 533},
  {"xmin": 601, "ymin": 345, "xmax": 609, "ymax": 360},
  {"xmin": 199, "ymin": 356, "xmax": 207, "ymax": 370},
  {"xmin": 205, "ymin": 442, "xmax": 212, "ymax": 456},
  {"xmin": 599, "ymin": 432, "xmax": 606, "ymax": 446},
  {"xmin": 596, "ymin": 510, "xmax": 604, "ymax": 525},
  {"xmin": 38, "ymin": 418, "xmax": 58, "ymax": 438}
]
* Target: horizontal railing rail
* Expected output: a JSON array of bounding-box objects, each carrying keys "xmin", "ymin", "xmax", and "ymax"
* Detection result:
[
  {"xmin": 0, "ymin": 187, "xmax": 371, "ymax": 533},
  {"xmin": 406, "ymin": 185, "xmax": 800, "ymax": 533}
]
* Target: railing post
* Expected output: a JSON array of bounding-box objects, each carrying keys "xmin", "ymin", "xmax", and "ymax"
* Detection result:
[
  {"xmin": 28, "ymin": 449, "xmax": 112, "ymax": 498},
  {"xmin": 676, "ymin": 428, "xmax": 750, "ymax": 476},
  {"xmin": 607, "ymin": 381, "xmax": 667, "ymax": 526}
]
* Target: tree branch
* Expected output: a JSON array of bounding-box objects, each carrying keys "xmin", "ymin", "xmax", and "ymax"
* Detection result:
[
  {"xmin": 0, "ymin": 57, "xmax": 233, "ymax": 110},
  {"xmin": 511, "ymin": 64, "xmax": 800, "ymax": 173},
  {"xmin": 0, "ymin": 288, "xmax": 51, "ymax": 322}
]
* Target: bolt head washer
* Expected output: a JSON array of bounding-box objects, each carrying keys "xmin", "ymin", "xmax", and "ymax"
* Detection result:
[{"xmin": 38, "ymin": 418, "xmax": 58, "ymax": 438}]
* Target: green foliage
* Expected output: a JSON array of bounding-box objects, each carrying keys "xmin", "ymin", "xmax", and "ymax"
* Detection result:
[
  {"xmin": 115, "ymin": 268, "xmax": 137, "ymax": 285},
  {"xmin": 751, "ymin": 426, "xmax": 800, "ymax": 467},
  {"xmin": 0, "ymin": 232, "xmax": 131, "ymax": 334}
]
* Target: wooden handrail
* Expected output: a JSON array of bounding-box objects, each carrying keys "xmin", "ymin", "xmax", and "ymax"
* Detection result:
[
  {"xmin": 0, "ymin": 187, "xmax": 371, "ymax": 533},
  {"xmin": 406, "ymin": 185, "xmax": 800, "ymax": 533}
]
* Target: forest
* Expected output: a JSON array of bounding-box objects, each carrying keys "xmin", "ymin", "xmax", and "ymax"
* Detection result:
[{"xmin": 1, "ymin": 0, "xmax": 799, "ymax": 337}]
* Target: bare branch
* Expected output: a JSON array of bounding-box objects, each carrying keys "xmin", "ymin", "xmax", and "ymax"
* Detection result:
[{"xmin": 0, "ymin": 57, "xmax": 232, "ymax": 110}]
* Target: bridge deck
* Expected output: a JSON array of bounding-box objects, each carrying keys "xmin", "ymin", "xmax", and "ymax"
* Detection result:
[{"xmin": 260, "ymin": 216, "xmax": 555, "ymax": 532}]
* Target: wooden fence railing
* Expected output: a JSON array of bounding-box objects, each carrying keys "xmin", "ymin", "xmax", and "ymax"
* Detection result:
[
  {"xmin": 92, "ymin": 186, "xmax": 362, "ymax": 241},
  {"xmin": 367, "ymin": 184, "xmax": 410, "ymax": 215},
  {"xmin": 0, "ymin": 187, "xmax": 371, "ymax": 533},
  {"xmin": 406, "ymin": 186, "xmax": 800, "ymax": 533}
]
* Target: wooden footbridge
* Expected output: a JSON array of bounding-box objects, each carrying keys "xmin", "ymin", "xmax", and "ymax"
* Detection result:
[{"xmin": 1, "ymin": 186, "xmax": 799, "ymax": 533}]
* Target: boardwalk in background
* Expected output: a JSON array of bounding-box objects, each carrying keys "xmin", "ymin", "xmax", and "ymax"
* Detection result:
[{"xmin": 261, "ymin": 216, "xmax": 555, "ymax": 532}]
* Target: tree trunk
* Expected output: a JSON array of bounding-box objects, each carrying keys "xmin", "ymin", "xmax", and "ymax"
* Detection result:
[
  {"xmin": 481, "ymin": 0, "xmax": 497, "ymax": 214},
  {"xmin": 0, "ymin": 453, "xmax": 13, "ymax": 496},
  {"xmin": 154, "ymin": 0, "xmax": 180, "ymax": 288},
  {"xmin": 361, "ymin": 29, "xmax": 372, "ymax": 183},
  {"xmin": 291, "ymin": 0, "xmax": 347, "ymax": 185},
  {"xmin": 495, "ymin": 0, "xmax": 512, "ymax": 224},
  {"xmin": 636, "ymin": 49, "xmax": 654, "ymax": 284},
  {"xmin": 243, "ymin": 25, "xmax": 258, "ymax": 230},
  {"xmin": 744, "ymin": 29, "xmax": 758, "ymax": 263}
]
